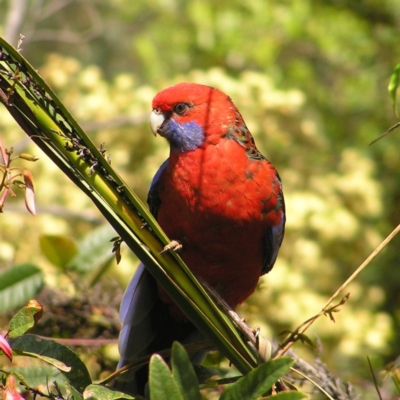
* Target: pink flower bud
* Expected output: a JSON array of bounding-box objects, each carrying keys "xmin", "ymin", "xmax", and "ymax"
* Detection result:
[
  {"xmin": 2, "ymin": 375, "xmax": 25, "ymax": 400},
  {"xmin": 0, "ymin": 333, "xmax": 12, "ymax": 361},
  {"xmin": 23, "ymin": 169, "xmax": 36, "ymax": 216}
]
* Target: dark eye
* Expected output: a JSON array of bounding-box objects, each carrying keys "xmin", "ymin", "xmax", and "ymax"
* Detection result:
[{"xmin": 173, "ymin": 102, "xmax": 189, "ymax": 115}]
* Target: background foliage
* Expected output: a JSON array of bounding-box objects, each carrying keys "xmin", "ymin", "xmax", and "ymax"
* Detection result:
[{"xmin": 0, "ymin": 0, "xmax": 399, "ymax": 398}]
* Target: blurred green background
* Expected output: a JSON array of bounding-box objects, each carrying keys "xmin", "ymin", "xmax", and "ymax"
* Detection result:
[{"xmin": 0, "ymin": 0, "xmax": 399, "ymax": 398}]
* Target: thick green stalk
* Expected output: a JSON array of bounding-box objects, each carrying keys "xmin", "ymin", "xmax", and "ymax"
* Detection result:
[{"xmin": 0, "ymin": 37, "xmax": 260, "ymax": 374}]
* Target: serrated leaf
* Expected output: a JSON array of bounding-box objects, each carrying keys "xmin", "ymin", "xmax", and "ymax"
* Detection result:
[
  {"xmin": 8, "ymin": 299, "xmax": 43, "ymax": 338},
  {"xmin": 171, "ymin": 342, "xmax": 201, "ymax": 400},
  {"xmin": 220, "ymin": 357, "xmax": 294, "ymax": 400},
  {"xmin": 39, "ymin": 234, "xmax": 78, "ymax": 268},
  {"xmin": 83, "ymin": 384, "xmax": 137, "ymax": 400},
  {"xmin": 267, "ymin": 391, "xmax": 308, "ymax": 400},
  {"xmin": 0, "ymin": 264, "xmax": 44, "ymax": 313},
  {"xmin": 389, "ymin": 63, "xmax": 400, "ymax": 117},
  {"xmin": 149, "ymin": 354, "xmax": 184, "ymax": 400},
  {"xmin": 10, "ymin": 334, "xmax": 91, "ymax": 393},
  {"xmin": 67, "ymin": 224, "xmax": 116, "ymax": 273}
]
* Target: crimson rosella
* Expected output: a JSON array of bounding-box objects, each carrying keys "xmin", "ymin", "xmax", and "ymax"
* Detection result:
[{"xmin": 116, "ymin": 82, "xmax": 285, "ymax": 394}]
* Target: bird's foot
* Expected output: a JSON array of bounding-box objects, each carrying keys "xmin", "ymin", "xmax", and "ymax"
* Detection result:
[
  {"xmin": 226, "ymin": 312, "xmax": 271, "ymax": 362},
  {"xmin": 197, "ymin": 278, "xmax": 272, "ymax": 362},
  {"xmin": 159, "ymin": 240, "xmax": 183, "ymax": 254},
  {"xmin": 226, "ymin": 311, "xmax": 250, "ymax": 338},
  {"xmin": 252, "ymin": 327, "xmax": 272, "ymax": 363}
]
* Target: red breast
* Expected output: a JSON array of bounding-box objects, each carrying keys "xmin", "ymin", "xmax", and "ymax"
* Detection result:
[{"xmin": 157, "ymin": 138, "xmax": 282, "ymax": 310}]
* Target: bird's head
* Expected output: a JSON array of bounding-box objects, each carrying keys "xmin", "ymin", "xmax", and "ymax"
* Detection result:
[{"xmin": 150, "ymin": 82, "xmax": 238, "ymax": 152}]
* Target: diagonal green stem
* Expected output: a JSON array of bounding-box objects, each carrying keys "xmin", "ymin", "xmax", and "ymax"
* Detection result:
[{"xmin": 0, "ymin": 36, "xmax": 262, "ymax": 375}]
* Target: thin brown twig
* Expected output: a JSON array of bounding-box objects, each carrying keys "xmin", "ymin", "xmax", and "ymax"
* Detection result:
[
  {"xmin": 369, "ymin": 121, "xmax": 400, "ymax": 145},
  {"xmin": 46, "ymin": 338, "xmax": 118, "ymax": 346},
  {"xmin": 274, "ymin": 294, "xmax": 350, "ymax": 357},
  {"xmin": 367, "ymin": 356, "xmax": 383, "ymax": 400},
  {"xmin": 321, "ymin": 223, "xmax": 400, "ymax": 311},
  {"xmin": 290, "ymin": 366, "xmax": 335, "ymax": 400},
  {"xmin": 276, "ymin": 223, "xmax": 400, "ymax": 357}
]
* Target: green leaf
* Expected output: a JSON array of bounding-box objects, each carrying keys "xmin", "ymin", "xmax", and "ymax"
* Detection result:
[
  {"xmin": 67, "ymin": 224, "xmax": 116, "ymax": 280},
  {"xmin": 267, "ymin": 392, "xmax": 308, "ymax": 400},
  {"xmin": 39, "ymin": 234, "xmax": 78, "ymax": 268},
  {"xmin": 220, "ymin": 357, "xmax": 295, "ymax": 400},
  {"xmin": 13, "ymin": 366, "xmax": 89, "ymax": 400},
  {"xmin": 149, "ymin": 354, "xmax": 184, "ymax": 400},
  {"xmin": 193, "ymin": 365, "xmax": 219, "ymax": 384},
  {"xmin": 171, "ymin": 342, "xmax": 201, "ymax": 400},
  {"xmin": 9, "ymin": 334, "xmax": 91, "ymax": 393},
  {"xmin": 8, "ymin": 299, "xmax": 43, "ymax": 338},
  {"xmin": 10, "ymin": 365, "xmax": 61, "ymax": 390},
  {"xmin": 18, "ymin": 351, "xmax": 71, "ymax": 371},
  {"xmin": 0, "ymin": 264, "xmax": 44, "ymax": 313},
  {"xmin": 83, "ymin": 384, "xmax": 137, "ymax": 400},
  {"xmin": 296, "ymin": 334, "xmax": 314, "ymax": 348},
  {"xmin": 65, "ymin": 381, "xmax": 85, "ymax": 400},
  {"xmin": 389, "ymin": 63, "xmax": 400, "ymax": 117}
]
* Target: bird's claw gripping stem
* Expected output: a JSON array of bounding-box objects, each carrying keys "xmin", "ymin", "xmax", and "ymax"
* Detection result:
[
  {"xmin": 159, "ymin": 240, "xmax": 183, "ymax": 254},
  {"xmin": 199, "ymin": 278, "xmax": 272, "ymax": 362}
]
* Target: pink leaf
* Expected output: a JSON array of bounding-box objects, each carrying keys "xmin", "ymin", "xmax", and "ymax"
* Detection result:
[
  {"xmin": 0, "ymin": 333, "xmax": 12, "ymax": 361},
  {"xmin": 23, "ymin": 169, "xmax": 36, "ymax": 216},
  {"xmin": 3, "ymin": 375, "xmax": 25, "ymax": 400}
]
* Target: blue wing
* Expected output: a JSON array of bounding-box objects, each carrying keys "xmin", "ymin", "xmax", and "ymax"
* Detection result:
[
  {"xmin": 116, "ymin": 158, "xmax": 202, "ymax": 394},
  {"xmin": 147, "ymin": 159, "xmax": 169, "ymax": 218},
  {"xmin": 116, "ymin": 264, "xmax": 160, "ymax": 390},
  {"xmin": 118, "ymin": 159, "xmax": 169, "ymax": 366},
  {"xmin": 261, "ymin": 178, "xmax": 285, "ymax": 275}
]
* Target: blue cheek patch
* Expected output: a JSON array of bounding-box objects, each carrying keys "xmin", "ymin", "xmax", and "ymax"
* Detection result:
[{"xmin": 163, "ymin": 119, "xmax": 204, "ymax": 152}]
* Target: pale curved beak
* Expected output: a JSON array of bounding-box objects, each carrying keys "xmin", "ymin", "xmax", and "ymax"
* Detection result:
[{"xmin": 150, "ymin": 109, "xmax": 165, "ymax": 136}]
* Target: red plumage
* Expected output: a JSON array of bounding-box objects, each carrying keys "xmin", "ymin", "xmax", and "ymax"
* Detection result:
[
  {"xmin": 152, "ymin": 83, "xmax": 284, "ymax": 311},
  {"xmin": 116, "ymin": 83, "xmax": 285, "ymax": 394}
]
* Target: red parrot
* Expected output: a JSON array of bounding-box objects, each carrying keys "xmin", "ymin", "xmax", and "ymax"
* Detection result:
[{"xmin": 116, "ymin": 82, "xmax": 285, "ymax": 394}]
